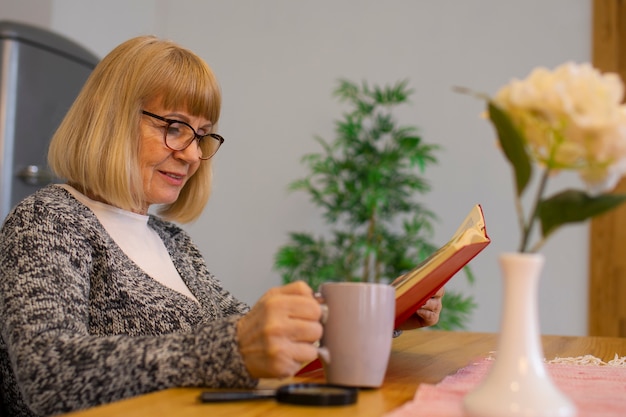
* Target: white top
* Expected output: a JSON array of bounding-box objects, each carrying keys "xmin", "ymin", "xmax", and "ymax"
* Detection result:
[{"xmin": 58, "ymin": 184, "xmax": 198, "ymax": 303}]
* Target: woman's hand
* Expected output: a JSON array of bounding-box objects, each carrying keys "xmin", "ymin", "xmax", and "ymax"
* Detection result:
[
  {"xmin": 236, "ymin": 281, "xmax": 323, "ymax": 379},
  {"xmin": 396, "ymin": 286, "xmax": 445, "ymax": 330}
]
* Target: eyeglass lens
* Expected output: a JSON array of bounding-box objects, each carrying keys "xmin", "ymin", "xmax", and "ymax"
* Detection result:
[{"xmin": 165, "ymin": 121, "xmax": 221, "ymax": 160}]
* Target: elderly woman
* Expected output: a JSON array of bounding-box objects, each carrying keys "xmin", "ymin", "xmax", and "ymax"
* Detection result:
[{"xmin": 0, "ymin": 36, "xmax": 443, "ymax": 417}]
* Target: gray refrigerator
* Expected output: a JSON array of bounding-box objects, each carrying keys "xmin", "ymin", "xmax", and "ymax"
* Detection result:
[{"xmin": 0, "ymin": 20, "xmax": 99, "ymax": 221}]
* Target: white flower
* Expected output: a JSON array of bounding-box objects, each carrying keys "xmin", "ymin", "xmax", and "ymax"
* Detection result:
[
  {"xmin": 493, "ymin": 62, "xmax": 626, "ymax": 193},
  {"xmin": 457, "ymin": 62, "xmax": 626, "ymax": 252}
]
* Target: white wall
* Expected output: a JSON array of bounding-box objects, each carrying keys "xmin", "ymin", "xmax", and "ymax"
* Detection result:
[
  {"xmin": 0, "ymin": 0, "xmax": 51, "ymax": 27},
  {"xmin": 1, "ymin": 0, "xmax": 592, "ymax": 335}
]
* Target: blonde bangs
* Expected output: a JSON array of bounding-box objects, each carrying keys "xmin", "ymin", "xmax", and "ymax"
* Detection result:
[{"xmin": 149, "ymin": 49, "xmax": 221, "ymax": 125}]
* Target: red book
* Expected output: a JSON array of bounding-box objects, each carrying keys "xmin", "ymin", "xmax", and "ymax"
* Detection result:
[
  {"xmin": 392, "ymin": 204, "xmax": 490, "ymax": 328},
  {"xmin": 297, "ymin": 205, "xmax": 490, "ymax": 376}
]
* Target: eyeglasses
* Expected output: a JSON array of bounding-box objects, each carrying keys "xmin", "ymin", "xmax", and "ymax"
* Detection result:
[{"xmin": 141, "ymin": 110, "xmax": 224, "ymax": 160}]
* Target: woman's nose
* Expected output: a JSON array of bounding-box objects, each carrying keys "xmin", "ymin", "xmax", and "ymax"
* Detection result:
[{"xmin": 173, "ymin": 141, "xmax": 202, "ymax": 162}]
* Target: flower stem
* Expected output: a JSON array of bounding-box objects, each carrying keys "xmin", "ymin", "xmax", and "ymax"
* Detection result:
[
  {"xmin": 529, "ymin": 237, "xmax": 548, "ymax": 253},
  {"xmin": 518, "ymin": 168, "xmax": 551, "ymax": 253},
  {"xmin": 514, "ymin": 192, "xmax": 526, "ymax": 243}
]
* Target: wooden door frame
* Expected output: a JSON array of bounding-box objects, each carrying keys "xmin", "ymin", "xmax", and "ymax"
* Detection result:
[{"xmin": 589, "ymin": 0, "xmax": 626, "ymax": 337}]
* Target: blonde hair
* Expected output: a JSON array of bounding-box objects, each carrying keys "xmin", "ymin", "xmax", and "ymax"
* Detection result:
[{"xmin": 48, "ymin": 35, "xmax": 221, "ymax": 223}]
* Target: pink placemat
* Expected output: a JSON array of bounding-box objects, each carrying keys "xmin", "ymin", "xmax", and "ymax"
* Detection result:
[{"xmin": 384, "ymin": 355, "xmax": 626, "ymax": 417}]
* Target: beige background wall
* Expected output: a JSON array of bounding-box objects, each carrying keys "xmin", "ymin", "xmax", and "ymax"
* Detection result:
[{"xmin": 0, "ymin": 0, "xmax": 591, "ymax": 335}]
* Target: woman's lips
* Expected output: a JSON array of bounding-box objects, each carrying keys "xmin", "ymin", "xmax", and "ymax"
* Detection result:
[{"xmin": 159, "ymin": 170, "xmax": 185, "ymax": 185}]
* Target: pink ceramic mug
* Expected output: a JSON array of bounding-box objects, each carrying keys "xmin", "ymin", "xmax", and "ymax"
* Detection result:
[{"xmin": 317, "ymin": 282, "xmax": 395, "ymax": 388}]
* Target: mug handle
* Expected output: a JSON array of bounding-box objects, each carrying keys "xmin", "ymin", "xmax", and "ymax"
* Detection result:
[
  {"xmin": 318, "ymin": 346, "xmax": 331, "ymax": 364},
  {"xmin": 317, "ymin": 302, "xmax": 331, "ymax": 364}
]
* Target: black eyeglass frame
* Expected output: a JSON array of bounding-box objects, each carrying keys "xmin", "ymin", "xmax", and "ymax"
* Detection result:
[{"xmin": 141, "ymin": 110, "xmax": 224, "ymax": 160}]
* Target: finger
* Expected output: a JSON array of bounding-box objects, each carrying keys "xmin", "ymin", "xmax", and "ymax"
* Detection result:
[
  {"xmin": 290, "ymin": 341, "xmax": 319, "ymax": 365},
  {"xmin": 288, "ymin": 296, "xmax": 323, "ymax": 320},
  {"xmin": 286, "ymin": 318, "xmax": 323, "ymax": 343},
  {"xmin": 251, "ymin": 296, "xmax": 323, "ymax": 338},
  {"xmin": 257, "ymin": 340, "xmax": 320, "ymax": 378},
  {"xmin": 262, "ymin": 311, "xmax": 324, "ymax": 343},
  {"xmin": 420, "ymin": 297, "xmax": 439, "ymax": 311},
  {"xmin": 264, "ymin": 292, "xmax": 323, "ymax": 321},
  {"xmin": 416, "ymin": 308, "xmax": 439, "ymax": 326}
]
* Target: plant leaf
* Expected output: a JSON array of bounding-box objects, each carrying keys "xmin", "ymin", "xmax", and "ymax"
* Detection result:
[
  {"xmin": 538, "ymin": 189, "xmax": 626, "ymax": 238},
  {"xmin": 488, "ymin": 102, "xmax": 532, "ymax": 196}
]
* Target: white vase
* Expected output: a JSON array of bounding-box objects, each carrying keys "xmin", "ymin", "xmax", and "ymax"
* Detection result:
[{"xmin": 463, "ymin": 252, "xmax": 577, "ymax": 417}]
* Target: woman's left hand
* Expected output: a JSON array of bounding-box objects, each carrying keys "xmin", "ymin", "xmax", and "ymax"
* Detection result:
[{"xmin": 396, "ymin": 286, "xmax": 445, "ymax": 330}]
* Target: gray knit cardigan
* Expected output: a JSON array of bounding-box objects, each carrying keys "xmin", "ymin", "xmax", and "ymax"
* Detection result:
[{"xmin": 0, "ymin": 185, "xmax": 257, "ymax": 417}]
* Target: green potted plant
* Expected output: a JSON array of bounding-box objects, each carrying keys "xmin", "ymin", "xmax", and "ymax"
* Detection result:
[{"xmin": 274, "ymin": 79, "xmax": 476, "ymax": 330}]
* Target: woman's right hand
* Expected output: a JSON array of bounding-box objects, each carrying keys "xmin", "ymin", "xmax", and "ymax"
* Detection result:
[{"xmin": 236, "ymin": 281, "xmax": 323, "ymax": 378}]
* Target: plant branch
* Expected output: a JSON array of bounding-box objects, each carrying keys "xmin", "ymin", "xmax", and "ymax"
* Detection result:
[
  {"xmin": 362, "ymin": 212, "xmax": 377, "ymax": 282},
  {"xmin": 361, "ymin": 252, "xmax": 370, "ymax": 282},
  {"xmin": 276, "ymin": 79, "xmax": 475, "ymax": 329}
]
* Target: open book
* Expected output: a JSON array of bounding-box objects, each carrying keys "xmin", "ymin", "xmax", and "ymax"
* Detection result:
[
  {"xmin": 297, "ymin": 205, "xmax": 490, "ymax": 375},
  {"xmin": 391, "ymin": 204, "xmax": 490, "ymax": 328}
]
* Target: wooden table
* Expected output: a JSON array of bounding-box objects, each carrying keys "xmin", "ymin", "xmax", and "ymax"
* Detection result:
[{"xmin": 61, "ymin": 330, "xmax": 626, "ymax": 417}]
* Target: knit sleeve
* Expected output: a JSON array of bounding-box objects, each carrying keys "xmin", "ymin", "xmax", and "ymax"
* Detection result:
[{"xmin": 0, "ymin": 192, "xmax": 257, "ymax": 417}]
